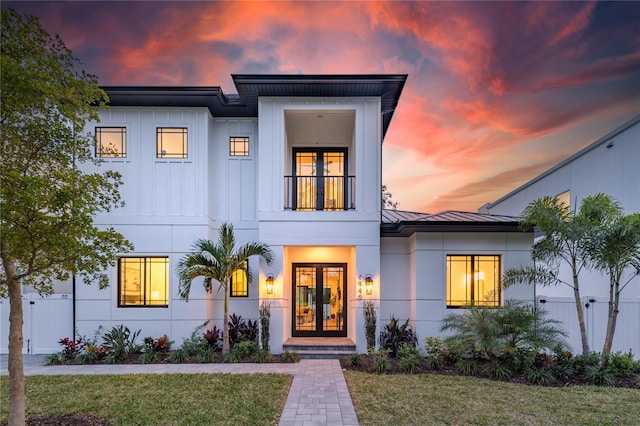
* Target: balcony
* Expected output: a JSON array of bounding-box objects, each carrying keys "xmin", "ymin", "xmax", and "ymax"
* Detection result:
[{"xmin": 284, "ymin": 175, "xmax": 355, "ymax": 211}]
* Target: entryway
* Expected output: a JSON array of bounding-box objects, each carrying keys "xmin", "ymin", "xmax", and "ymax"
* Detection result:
[{"xmin": 292, "ymin": 263, "xmax": 346, "ymax": 337}]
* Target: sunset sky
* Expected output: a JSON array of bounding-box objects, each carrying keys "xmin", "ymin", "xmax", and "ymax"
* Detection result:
[{"xmin": 5, "ymin": 1, "xmax": 640, "ymax": 213}]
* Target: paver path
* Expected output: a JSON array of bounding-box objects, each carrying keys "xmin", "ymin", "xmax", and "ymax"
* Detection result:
[{"xmin": 1, "ymin": 355, "xmax": 359, "ymax": 425}]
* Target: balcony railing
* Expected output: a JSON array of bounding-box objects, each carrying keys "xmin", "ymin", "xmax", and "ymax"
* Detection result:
[{"xmin": 284, "ymin": 175, "xmax": 355, "ymax": 211}]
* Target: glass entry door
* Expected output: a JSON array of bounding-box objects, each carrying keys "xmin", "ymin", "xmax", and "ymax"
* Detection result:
[
  {"xmin": 293, "ymin": 148, "xmax": 347, "ymax": 211},
  {"xmin": 293, "ymin": 263, "xmax": 346, "ymax": 337}
]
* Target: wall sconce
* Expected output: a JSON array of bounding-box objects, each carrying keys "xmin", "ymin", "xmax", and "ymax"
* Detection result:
[
  {"xmin": 365, "ymin": 275, "xmax": 373, "ymax": 296},
  {"xmin": 266, "ymin": 274, "xmax": 274, "ymax": 296}
]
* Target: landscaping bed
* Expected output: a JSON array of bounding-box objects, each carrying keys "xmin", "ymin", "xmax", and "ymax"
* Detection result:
[{"xmin": 340, "ymin": 353, "xmax": 640, "ymax": 388}]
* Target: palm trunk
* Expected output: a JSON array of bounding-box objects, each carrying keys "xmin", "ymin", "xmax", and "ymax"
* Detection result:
[
  {"xmin": 3, "ymin": 250, "xmax": 26, "ymax": 426},
  {"xmin": 602, "ymin": 274, "xmax": 620, "ymax": 356},
  {"xmin": 222, "ymin": 280, "xmax": 231, "ymax": 355},
  {"xmin": 572, "ymin": 271, "xmax": 590, "ymax": 355}
]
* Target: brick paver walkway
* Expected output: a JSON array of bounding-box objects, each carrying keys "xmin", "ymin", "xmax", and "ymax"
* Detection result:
[{"xmin": 1, "ymin": 355, "xmax": 359, "ymax": 425}]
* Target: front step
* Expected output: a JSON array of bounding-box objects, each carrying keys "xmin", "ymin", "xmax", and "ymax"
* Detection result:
[{"xmin": 283, "ymin": 337, "xmax": 357, "ymax": 359}]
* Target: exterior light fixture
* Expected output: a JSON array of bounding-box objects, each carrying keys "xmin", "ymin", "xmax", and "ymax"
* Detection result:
[
  {"xmin": 266, "ymin": 274, "xmax": 274, "ymax": 296},
  {"xmin": 365, "ymin": 274, "xmax": 373, "ymax": 296}
]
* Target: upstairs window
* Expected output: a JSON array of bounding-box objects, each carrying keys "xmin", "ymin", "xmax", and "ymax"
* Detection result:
[
  {"xmin": 95, "ymin": 127, "xmax": 126, "ymax": 158},
  {"xmin": 230, "ymin": 261, "xmax": 249, "ymax": 297},
  {"xmin": 230, "ymin": 136, "xmax": 250, "ymax": 156},
  {"xmin": 556, "ymin": 190, "xmax": 570, "ymax": 209},
  {"xmin": 118, "ymin": 257, "xmax": 169, "ymax": 307},
  {"xmin": 446, "ymin": 255, "xmax": 501, "ymax": 308},
  {"xmin": 157, "ymin": 128, "xmax": 188, "ymax": 158}
]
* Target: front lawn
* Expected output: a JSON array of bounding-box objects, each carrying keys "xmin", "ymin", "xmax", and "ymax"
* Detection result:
[
  {"xmin": 0, "ymin": 373, "xmax": 291, "ymax": 425},
  {"xmin": 345, "ymin": 371, "xmax": 640, "ymax": 425}
]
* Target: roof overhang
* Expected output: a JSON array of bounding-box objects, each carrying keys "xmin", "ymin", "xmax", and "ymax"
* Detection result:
[
  {"xmin": 101, "ymin": 74, "xmax": 407, "ymax": 138},
  {"xmin": 380, "ymin": 221, "xmax": 527, "ymax": 237}
]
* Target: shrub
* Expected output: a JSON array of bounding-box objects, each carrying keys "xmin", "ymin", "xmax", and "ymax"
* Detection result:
[
  {"xmin": 456, "ymin": 359, "xmax": 478, "ymax": 376},
  {"xmin": 372, "ymin": 348, "xmax": 391, "ymax": 373},
  {"xmin": 441, "ymin": 301, "xmax": 567, "ymax": 360},
  {"xmin": 139, "ymin": 350, "xmax": 158, "ymax": 364},
  {"xmin": 254, "ymin": 348, "xmax": 269, "ymax": 363},
  {"xmin": 281, "ymin": 350, "xmax": 300, "ymax": 363},
  {"xmin": 203, "ymin": 326, "xmax": 222, "ymax": 351},
  {"xmin": 363, "ymin": 301, "xmax": 377, "ymax": 351},
  {"xmin": 196, "ymin": 347, "xmax": 216, "ymax": 363},
  {"xmin": 102, "ymin": 325, "xmax": 141, "ymax": 364},
  {"xmin": 180, "ymin": 323, "xmax": 210, "ymax": 356},
  {"xmin": 143, "ymin": 335, "xmax": 172, "ymax": 355},
  {"xmin": 423, "ymin": 337, "xmax": 444, "ymax": 358},
  {"xmin": 167, "ymin": 349, "xmax": 187, "ymax": 364},
  {"xmin": 76, "ymin": 345, "xmax": 104, "ymax": 364},
  {"xmin": 570, "ymin": 352, "xmax": 602, "ymax": 374},
  {"xmin": 347, "ymin": 354, "xmax": 361, "ymax": 367},
  {"xmin": 425, "ymin": 355, "xmax": 444, "ymax": 370},
  {"xmin": 552, "ymin": 344, "xmax": 573, "ymax": 366},
  {"xmin": 46, "ymin": 353, "xmax": 64, "ymax": 365},
  {"xmin": 482, "ymin": 360, "xmax": 512, "ymax": 379},
  {"xmin": 398, "ymin": 344, "xmax": 423, "ymax": 373},
  {"xmin": 259, "ymin": 302, "xmax": 271, "ymax": 352},
  {"xmin": 503, "ymin": 347, "xmax": 534, "ymax": 374},
  {"xmin": 584, "ymin": 365, "xmax": 615, "ymax": 386},
  {"xmin": 379, "ymin": 316, "xmax": 417, "ymax": 358},
  {"xmin": 609, "ymin": 351, "xmax": 636, "ymax": 377},
  {"xmin": 58, "ymin": 337, "xmax": 86, "ymax": 360},
  {"xmin": 525, "ymin": 366, "xmax": 555, "ymax": 385},
  {"xmin": 231, "ymin": 340, "xmax": 259, "ymax": 360},
  {"xmin": 228, "ymin": 314, "xmax": 259, "ymax": 348}
]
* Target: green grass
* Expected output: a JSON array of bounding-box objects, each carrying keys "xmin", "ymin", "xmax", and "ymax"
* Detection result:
[
  {"xmin": 1, "ymin": 373, "xmax": 291, "ymax": 425},
  {"xmin": 345, "ymin": 371, "xmax": 640, "ymax": 425}
]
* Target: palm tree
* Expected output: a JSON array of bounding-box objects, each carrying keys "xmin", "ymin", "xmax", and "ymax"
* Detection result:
[
  {"xmin": 503, "ymin": 194, "xmax": 617, "ymax": 355},
  {"xmin": 177, "ymin": 223, "xmax": 274, "ymax": 355},
  {"xmin": 585, "ymin": 209, "xmax": 640, "ymax": 355}
]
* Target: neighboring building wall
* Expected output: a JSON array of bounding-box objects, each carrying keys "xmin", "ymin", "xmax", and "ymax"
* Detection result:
[
  {"xmin": 481, "ymin": 116, "xmax": 640, "ymax": 355},
  {"xmin": 380, "ymin": 232, "xmax": 534, "ymax": 344},
  {"xmin": 481, "ymin": 117, "xmax": 639, "ymax": 216}
]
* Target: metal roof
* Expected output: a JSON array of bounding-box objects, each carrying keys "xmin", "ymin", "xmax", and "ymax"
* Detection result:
[
  {"xmin": 102, "ymin": 74, "xmax": 407, "ymax": 138},
  {"xmin": 381, "ymin": 209, "xmax": 526, "ymax": 236}
]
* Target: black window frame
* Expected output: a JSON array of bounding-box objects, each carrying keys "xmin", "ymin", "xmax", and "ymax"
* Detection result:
[
  {"xmin": 230, "ymin": 260, "xmax": 249, "ymax": 298},
  {"xmin": 156, "ymin": 127, "xmax": 188, "ymax": 159},
  {"xmin": 229, "ymin": 136, "xmax": 250, "ymax": 156},
  {"xmin": 95, "ymin": 127, "xmax": 127, "ymax": 158},
  {"xmin": 446, "ymin": 254, "xmax": 501, "ymax": 309},
  {"xmin": 117, "ymin": 256, "xmax": 169, "ymax": 307},
  {"xmin": 291, "ymin": 147, "xmax": 348, "ymax": 211}
]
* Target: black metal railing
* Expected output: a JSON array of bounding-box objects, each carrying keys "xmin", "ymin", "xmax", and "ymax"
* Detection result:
[{"xmin": 284, "ymin": 176, "xmax": 355, "ymax": 211}]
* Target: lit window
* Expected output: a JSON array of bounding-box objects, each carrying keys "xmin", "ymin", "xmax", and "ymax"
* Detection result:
[
  {"xmin": 95, "ymin": 127, "xmax": 126, "ymax": 158},
  {"xmin": 556, "ymin": 190, "xmax": 570, "ymax": 209},
  {"xmin": 157, "ymin": 128, "xmax": 187, "ymax": 158},
  {"xmin": 118, "ymin": 257, "xmax": 169, "ymax": 307},
  {"xmin": 230, "ymin": 261, "xmax": 249, "ymax": 297},
  {"xmin": 446, "ymin": 255, "xmax": 501, "ymax": 308},
  {"xmin": 230, "ymin": 136, "xmax": 249, "ymax": 156}
]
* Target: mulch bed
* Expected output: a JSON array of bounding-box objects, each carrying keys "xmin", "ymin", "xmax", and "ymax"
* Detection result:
[
  {"xmin": 1, "ymin": 415, "xmax": 112, "ymax": 426},
  {"xmin": 340, "ymin": 355, "xmax": 640, "ymax": 388}
]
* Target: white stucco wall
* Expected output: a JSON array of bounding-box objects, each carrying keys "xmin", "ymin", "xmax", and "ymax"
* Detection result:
[{"xmin": 380, "ymin": 231, "xmax": 534, "ymax": 346}]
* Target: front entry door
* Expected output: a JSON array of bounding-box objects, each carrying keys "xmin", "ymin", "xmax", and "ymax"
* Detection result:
[{"xmin": 293, "ymin": 263, "xmax": 346, "ymax": 337}]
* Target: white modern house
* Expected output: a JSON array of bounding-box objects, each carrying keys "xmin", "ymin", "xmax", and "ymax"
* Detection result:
[
  {"xmin": 1, "ymin": 74, "xmax": 535, "ymax": 355},
  {"xmin": 481, "ymin": 115, "xmax": 640, "ymax": 356}
]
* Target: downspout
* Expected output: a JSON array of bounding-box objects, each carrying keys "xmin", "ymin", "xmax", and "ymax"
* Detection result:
[{"xmin": 72, "ymin": 274, "xmax": 76, "ymax": 337}]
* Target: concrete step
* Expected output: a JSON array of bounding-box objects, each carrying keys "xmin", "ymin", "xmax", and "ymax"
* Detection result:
[{"xmin": 282, "ymin": 337, "xmax": 356, "ymax": 359}]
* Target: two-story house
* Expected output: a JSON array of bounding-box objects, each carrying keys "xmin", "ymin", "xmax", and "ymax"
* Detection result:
[{"xmin": 1, "ymin": 74, "xmax": 534, "ymax": 355}]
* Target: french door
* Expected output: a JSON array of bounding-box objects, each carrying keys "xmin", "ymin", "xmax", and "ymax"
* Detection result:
[
  {"xmin": 292, "ymin": 263, "xmax": 346, "ymax": 337},
  {"xmin": 292, "ymin": 148, "xmax": 347, "ymax": 211}
]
